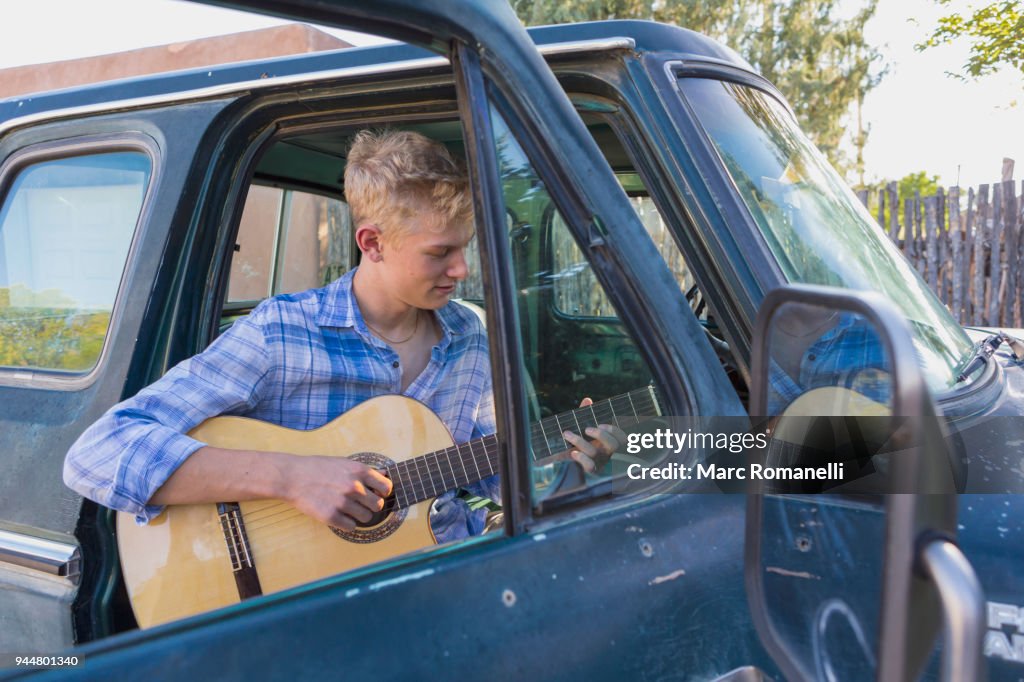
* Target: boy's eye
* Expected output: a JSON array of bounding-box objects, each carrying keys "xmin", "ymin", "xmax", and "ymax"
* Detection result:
[{"xmin": 430, "ymin": 249, "xmax": 450, "ymax": 258}]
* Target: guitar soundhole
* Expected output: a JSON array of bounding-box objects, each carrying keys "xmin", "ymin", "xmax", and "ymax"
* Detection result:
[
  {"xmin": 357, "ymin": 505, "xmax": 391, "ymax": 529},
  {"xmin": 330, "ymin": 451, "xmax": 407, "ymax": 544}
]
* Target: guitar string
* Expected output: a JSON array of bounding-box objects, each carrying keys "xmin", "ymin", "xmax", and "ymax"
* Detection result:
[{"xmin": 241, "ymin": 390, "xmax": 658, "ymax": 532}]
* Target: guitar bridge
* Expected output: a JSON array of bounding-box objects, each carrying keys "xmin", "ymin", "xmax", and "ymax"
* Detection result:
[{"xmin": 217, "ymin": 502, "xmax": 263, "ymax": 599}]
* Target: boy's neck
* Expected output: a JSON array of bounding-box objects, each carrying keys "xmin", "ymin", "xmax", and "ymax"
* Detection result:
[{"xmin": 351, "ymin": 265, "xmax": 418, "ymax": 332}]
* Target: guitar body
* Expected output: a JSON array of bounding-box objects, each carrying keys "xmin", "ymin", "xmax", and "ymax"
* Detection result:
[{"xmin": 116, "ymin": 395, "xmax": 455, "ymax": 628}]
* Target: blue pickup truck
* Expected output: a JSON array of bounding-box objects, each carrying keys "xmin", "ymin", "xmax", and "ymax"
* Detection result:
[{"xmin": 0, "ymin": 1, "xmax": 1020, "ymax": 680}]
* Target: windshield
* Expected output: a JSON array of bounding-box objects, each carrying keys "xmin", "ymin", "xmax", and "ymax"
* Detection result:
[{"xmin": 679, "ymin": 77, "xmax": 972, "ymax": 392}]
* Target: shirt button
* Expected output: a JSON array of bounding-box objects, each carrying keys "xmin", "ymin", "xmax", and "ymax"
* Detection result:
[
  {"xmin": 807, "ymin": 354, "xmax": 816, "ymax": 362},
  {"xmin": 392, "ymin": 361, "xmax": 400, "ymax": 368}
]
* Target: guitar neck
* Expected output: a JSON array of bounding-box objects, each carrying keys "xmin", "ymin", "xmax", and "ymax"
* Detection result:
[{"xmin": 386, "ymin": 386, "xmax": 661, "ymax": 509}]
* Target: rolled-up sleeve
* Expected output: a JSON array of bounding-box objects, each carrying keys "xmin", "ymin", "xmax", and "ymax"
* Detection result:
[{"xmin": 63, "ymin": 311, "xmax": 274, "ymax": 523}]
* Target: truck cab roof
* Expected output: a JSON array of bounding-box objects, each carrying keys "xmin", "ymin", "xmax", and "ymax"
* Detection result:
[{"xmin": 0, "ymin": 20, "xmax": 751, "ymax": 121}]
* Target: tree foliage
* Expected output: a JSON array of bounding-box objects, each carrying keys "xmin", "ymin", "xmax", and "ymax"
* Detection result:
[
  {"xmin": 918, "ymin": 1, "xmax": 1024, "ymax": 80},
  {"xmin": 862, "ymin": 170, "xmax": 942, "ymax": 231},
  {"xmin": 511, "ymin": 0, "xmax": 885, "ymax": 176},
  {"xmin": 897, "ymin": 170, "xmax": 942, "ymax": 200}
]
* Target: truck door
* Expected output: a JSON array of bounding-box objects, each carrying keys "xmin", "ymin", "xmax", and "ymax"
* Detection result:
[
  {"xmin": 746, "ymin": 284, "xmax": 986, "ymax": 681},
  {"xmin": 0, "ymin": 99, "xmax": 238, "ymax": 650}
]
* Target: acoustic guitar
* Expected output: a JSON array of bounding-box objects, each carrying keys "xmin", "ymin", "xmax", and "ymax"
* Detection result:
[{"xmin": 117, "ymin": 386, "xmax": 660, "ymax": 627}]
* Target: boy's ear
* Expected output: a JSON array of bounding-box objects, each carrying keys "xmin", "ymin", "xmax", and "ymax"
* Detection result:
[{"xmin": 355, "ymin": 223, "xmax": 384, "ymax": 262}]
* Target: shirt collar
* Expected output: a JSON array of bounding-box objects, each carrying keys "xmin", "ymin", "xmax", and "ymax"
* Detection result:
[
  {"xmin": 316, "ymin": 269, "xmax": 362, "ymax": 330},
  {"xmin": 315, "ymin": 268, "xmax": 474, "ymax": 348}
]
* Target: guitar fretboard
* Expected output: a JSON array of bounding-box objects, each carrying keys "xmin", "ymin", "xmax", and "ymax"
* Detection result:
[{"xmin": 384, "ymin": 386, "xmax": 660, "ymax": 510}]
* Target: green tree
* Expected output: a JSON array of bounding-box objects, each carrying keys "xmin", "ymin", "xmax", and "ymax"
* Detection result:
[
  {"xmin": 512, "ymin": 0, "xmax": 885, "ymax": 177},
  {"xmin": 861, "ymin": 170, "xmax": 942, "ymax": 232},
  {"xmin": 897, "ymin": 170, "xmax": 941, "ymax": 200},
  {"xmin": 918, "ymin": 1, "xmax": 1024, "ymax": 80}
]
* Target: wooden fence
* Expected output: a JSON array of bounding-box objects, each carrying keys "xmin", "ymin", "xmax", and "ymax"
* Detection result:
[{"xmin": 857, "ymin": 174, "xmax": 1024, "ymax": 328}]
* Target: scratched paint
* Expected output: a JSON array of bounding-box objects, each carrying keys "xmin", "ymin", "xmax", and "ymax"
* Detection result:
[
  {"xmin": 649, "ymin": 569, "xmax": 686, "ymax": 585},
  {"xmin": 367, "ymin": 568, "xmax": 435, "ymax": 591},
  {"xmin": 766, "ymin": 566, "xmax": 821, "ymax": 580}
]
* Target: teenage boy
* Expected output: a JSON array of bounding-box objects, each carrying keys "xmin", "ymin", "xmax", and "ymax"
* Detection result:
[{"xmin": 64, "ymin": 129, "xmax": 622, "ymax": 540}]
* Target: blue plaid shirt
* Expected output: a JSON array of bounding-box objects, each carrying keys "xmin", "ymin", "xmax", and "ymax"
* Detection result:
[
  {"xmin": 766, "ymin": 313, "xmax": 892, "ymax": 415},
  {"xmin": 64, "ymin": 269, "xmax": 499, "ymax": 543}
]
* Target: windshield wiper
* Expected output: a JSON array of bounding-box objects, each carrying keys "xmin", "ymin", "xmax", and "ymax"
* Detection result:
[{"xmin": 955, "ymin": 332, "xmax": 1024, "ymax": 383}]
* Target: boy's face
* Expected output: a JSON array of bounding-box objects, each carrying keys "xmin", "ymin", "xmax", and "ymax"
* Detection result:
[{"xmin": 378, "ymin": 210, "xmax": 473, "ymax": 310}]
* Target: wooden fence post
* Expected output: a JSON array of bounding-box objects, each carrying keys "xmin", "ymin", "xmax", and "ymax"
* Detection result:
[
  {"xmin": 877, "ymin": 188, "xmax": 886, "ymax": 231},
  {"xmin": 925, "ymin": 196, "xmax": 939, "ymax": 292},
  {"xmin": 950, "ymin": 186, "xmax": 963, "ymax": 321},
  {"xmin": 921, "ymin": 191, "xmax": 929, "ymax": 274},
  {"xmin": 990, "ymin": 183, "xmax": 1004, "ymax": 326},
  {"xmin": 908, "ymin": 193, "xmax": 917, "ymax": 271},
  {"xmin": 1003, "ymin": 180, "xmax": 1019, "ymax": 327},
  {"xmin": 973, "ymin": 186, "xmax": 988, "ymax": 325},
  {"xmin": 888, "ymin": 182, "xmax": 899, "ymax": 242},
  {"xmin": 937, "ymin": 187, "xmax": 948, "ymax": 303},
  {"xmin": 1019, "ymin": 180, "xmax": 1024, "ymax": 327}
]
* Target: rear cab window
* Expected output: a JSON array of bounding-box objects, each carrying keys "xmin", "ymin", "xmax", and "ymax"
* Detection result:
[{"xmin": 0, "ymin": 151, "xmax": 151, "ymax": 377}]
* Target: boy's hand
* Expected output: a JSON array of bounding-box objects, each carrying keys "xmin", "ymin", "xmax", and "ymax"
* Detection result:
[{"xmin": 562, "ymin": 397, "xmax": 627, "ymax": 474}]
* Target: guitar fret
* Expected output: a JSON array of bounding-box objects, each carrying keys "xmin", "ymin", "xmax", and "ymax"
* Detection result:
[
  {"xmin": 553, "ymin": 413, "xmax": 570, "ymax": 453},
  {"xmin": 414, "ymin": 456, "xmax": 429, "ymax": 503},
  {"xmin": 530, "ymin": 423, "xmax": 553, "ymax": 459},
  {"xmin": 466, "ymin": 441, "xmax": 477, "ymax": 479},
  {"xmin": 455, "ymin": 443, "xmax": 467, "ymax": 487},
  {"xmin": 552, "ymin": 417, "xmax": 566, "ymax": 449},
  {"xmin": 443, "ymin": 445, "xmax": 456, "ymax": 489},
  {"xmin": 390, "ymin": 464, "xmax": 407, "ymax": 509},
  {"xmin": 428, "ymin": 450, "xmax": 442, "ymax": 497},
  {"xmin": 427, "ymin": 452, "xmax": 440, "ymax": 497},
  {"xmin": 628, "ymin": 390, "xmax": 646, "ymax": 413},
  {"xmin": 469, "ymin": 440, "xmax": 482, "ymax": 481},
  {"xmin": 536, "ymin": 417, "xmax": 552, "ymax": 454},
  {"xmin": 477, "ymin": 439, "xmax": 493, "ymax": 476},
  {"xmin": 428, "ymin": 450, "xmax": 440, "ymax": 493},
  {"xmin": 444, "ymin": 448, "xmax": 458, "ymax": 490}
]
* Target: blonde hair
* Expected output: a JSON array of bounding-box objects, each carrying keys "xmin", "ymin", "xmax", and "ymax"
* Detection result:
[{"xmin": 344, "ymin": 129, "xmax": 473, "ymax": 246}]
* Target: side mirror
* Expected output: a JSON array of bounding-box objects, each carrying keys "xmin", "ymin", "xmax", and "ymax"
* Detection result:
[{"xmin": 745, "ymin": 284, "xmax": 985, "ymax": 682}]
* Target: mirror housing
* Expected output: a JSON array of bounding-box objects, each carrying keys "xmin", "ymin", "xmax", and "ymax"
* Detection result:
[{"xmin": 746, "ymin": 284, "xmax": 980, "ymax": 681}]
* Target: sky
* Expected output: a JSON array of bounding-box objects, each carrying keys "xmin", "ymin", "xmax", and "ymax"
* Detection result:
[
  {"xmin": 0, "ymin": 0, "xmax": 1020, "ymax": 190},
  {"xmin": 858, "ymin": 0, "xmax": 1024, "ymax": 189}
]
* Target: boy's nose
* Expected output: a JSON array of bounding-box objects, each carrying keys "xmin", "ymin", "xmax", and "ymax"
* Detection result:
[{"xmin": 448, "ymin": 251, "xmax": 468, "ymax": 280}]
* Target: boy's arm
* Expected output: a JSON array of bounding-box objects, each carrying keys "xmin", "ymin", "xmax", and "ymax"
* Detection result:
[{"xmin": 149, "ymin": 445, "xmax": 392, "ymax": 531}]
